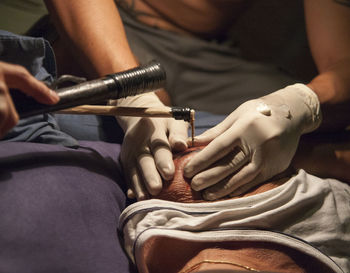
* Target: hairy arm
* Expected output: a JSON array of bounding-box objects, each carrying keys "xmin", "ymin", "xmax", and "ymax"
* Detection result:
[
  {"xmin": 305, "ymin": 0, "xmax": 350, "ymax": 131},
  {"xmin": 44, "ymin": 0, "xmax": 138, "ymax": 77},
  {"xmin": 44, "ymin": 0, "xmax": 188, "ymax": 199}
]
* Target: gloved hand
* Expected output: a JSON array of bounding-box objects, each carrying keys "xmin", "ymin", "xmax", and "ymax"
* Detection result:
[
  {"xmin": 111, "ymin": 92, "xmax": 188, "ymax": 200},
  {"xmin": 183, "ymin": 83, "xmax": 321, "ymax": 200}
]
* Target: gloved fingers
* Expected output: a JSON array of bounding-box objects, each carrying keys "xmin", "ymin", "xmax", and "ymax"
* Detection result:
[
  {"xmin": 128, "ymin": 166, "xmax": 149, "ymax": 201},
  {"xmin": 147, "ymin": 126, "xmax": 174, "ymax": 181},
  {"xmin": 184, "ymin": 129, "xmax": 240, "ymax": 178},
  {"xmin": 228, "ymin": 173, "xmax": 266, "ymax": 197},
  {"xmin": 168, "ymin": 119, "xmax": 188, "ymax": 152},
  {"xmin": 202, "ymin": 162, "xmax": 259, "ymax": 201},
  {"xmin": 153, "ymin": 147, "xmax": 175, "ymax": 181},
  {"xmin": 138, "ymin": 150, "xmax": 163, "ymax": 196},
  {"xmin": 127, "ymin": 188, "xmax": 136, "ymax": 199},
  {"xmin": 192, "ymin": 115, "xmax": 235, "ymax": 145},
  {"xmin": 191, "ymin": 148, "xmax": 247, "ymax": 191}
]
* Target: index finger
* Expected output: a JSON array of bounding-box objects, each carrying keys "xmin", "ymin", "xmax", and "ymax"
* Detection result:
[
  {"xmin": 183, "ymin": 128, "xmax": 241, "ymax": 178},
  {"xmin": 1, "ymin": 62, "xmax": 59, "ymax": 104}
]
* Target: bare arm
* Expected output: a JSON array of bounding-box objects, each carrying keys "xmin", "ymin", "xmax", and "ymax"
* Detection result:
[
  {"xmin": 305, "ymin": 0, "xmax": 350, "ymax": 131},
  {"xmin": 44, "ymin": 0, "xmax": 172, "ymax": 104},
  {"xmin": 44, "ymin": 0, "xmax": 188, "ymax": 199},
  {"xmin": 44, "ymin": 0, "xmax": 138, "ymax": 78}
]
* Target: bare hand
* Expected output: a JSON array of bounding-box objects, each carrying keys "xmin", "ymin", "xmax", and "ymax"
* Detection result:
[{"xmin": 0, "ymin": 61, "xmax": 59, "ymax": 138}]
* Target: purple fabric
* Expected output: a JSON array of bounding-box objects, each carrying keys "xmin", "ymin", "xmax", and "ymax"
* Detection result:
[{"xmin": 0, "ymin": 141, "xmax": 131, "ymax": 273}]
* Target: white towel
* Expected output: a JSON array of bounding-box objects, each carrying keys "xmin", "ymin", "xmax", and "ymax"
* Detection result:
[{"xmin": 119, "ymin": 170, "xmax": 350, "ymax": 272}]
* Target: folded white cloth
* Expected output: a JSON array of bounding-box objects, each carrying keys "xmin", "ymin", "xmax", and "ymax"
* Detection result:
[{"xmin": 119, "ymin": 170, "xmax": 350, "ymax": 272}]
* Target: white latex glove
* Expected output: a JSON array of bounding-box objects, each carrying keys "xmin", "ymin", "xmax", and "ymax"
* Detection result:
[
  {"xmin": 111, "ymin": 93, "xmax": 188, "ymax": 200},
  {"xmin": 183, "ymin": 83, "xmax": 321, "ymax": 200}
]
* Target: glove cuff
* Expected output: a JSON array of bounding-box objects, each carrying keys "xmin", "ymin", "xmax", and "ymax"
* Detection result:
[{"xmin": 289, "ymin": 83, "xmax": 322, "ymax": 133}]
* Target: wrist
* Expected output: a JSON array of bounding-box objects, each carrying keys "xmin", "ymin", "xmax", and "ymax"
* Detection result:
[{"xmin": 288, "ymin": 83, "xmax": 322, "ymax": 133}]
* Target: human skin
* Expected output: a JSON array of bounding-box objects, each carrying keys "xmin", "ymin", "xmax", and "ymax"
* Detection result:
[
  {"xmin": 292, "ymin": 132, "xmax": 350, "ymax": 184},
  {"xmin": 141, "ymin": 146, "xmax": 340, "ymax": 273},
  {"xmin": 45, "ymin": 0, "xmax": 190, "ymax": 200},
  {"xmin": 115, "ymin": 0, "xmax": 247, "ymax": 39},
  {"xmin": 155, "ymin": 139, "xmax": 350, "ymax": 203},
  {"xmin": 0, "ymin": 61, "xmax": 59, "ymax": 138},
  {"xmin": 140, "ymin": 237, "xmax": 331, "ymax": 273},
  {"xmin": 116, "ymin": 0, "xmax": 350, "ymax": 131},
  {"xmin": 45, "ymin": 0, "xmax": 350, "ymax": 130},
  {"xmin": 154, "ymin": 146, "xmax": 291, "ymax": 203},
  {"xmin": 44, "ymin": 0, "xmax": 350, "ymax": 199}
]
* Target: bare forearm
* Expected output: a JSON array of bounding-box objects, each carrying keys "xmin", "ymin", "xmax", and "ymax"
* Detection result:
[
  {"xmin": 44, "ymin": 0, "xmax": 138, "ymax": 77},
  {"xmin": 304, "ymin": 0, "xmax": 350, "ymax": 131},
  {"xmin": 307, "ymin": 57, "xmax": 350, "ymax": 131}
]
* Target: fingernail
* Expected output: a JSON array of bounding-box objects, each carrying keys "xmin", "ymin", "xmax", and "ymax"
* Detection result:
[
  {"xmin": 127, "ymin": 189, "xmax": 135, "ymax": 199},
  {"xmin": 50, "ymin": 90, "xmax": 60, "ymax": 103}
]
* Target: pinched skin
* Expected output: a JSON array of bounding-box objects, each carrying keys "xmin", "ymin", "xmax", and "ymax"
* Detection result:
[
  {"xmin": 154, "ymin": 146, "xmax": 290, "ymax": 203},
  {"xmin": 155, "ymin": 146, "xmax": 204, "ymax": 202}
]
